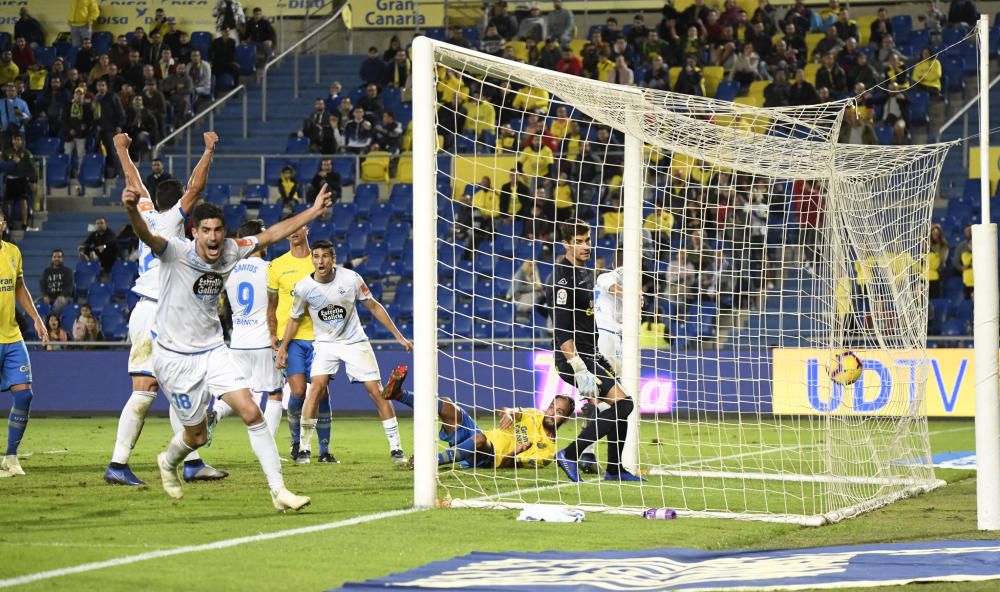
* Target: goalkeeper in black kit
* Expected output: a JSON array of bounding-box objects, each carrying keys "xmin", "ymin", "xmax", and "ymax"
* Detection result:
[{"xmin": 550, "ymin": 219, "xmax": 643, "ymax": 482}]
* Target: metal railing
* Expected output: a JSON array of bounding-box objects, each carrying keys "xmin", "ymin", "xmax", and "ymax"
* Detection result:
[
  {"xmin": 151, "ymin": 84, "xmax": 249, "ymax": 170},
  {"xmin": 938, "ymin": 71, "xmax": 1000, "ymax": 169},
  {"xmin": 160, "ymin": 152, "xmax": 362, "ymax": 189},
  {"xmin": 261, "ymin": 2, "xmax": 349, "ymax": 123}
]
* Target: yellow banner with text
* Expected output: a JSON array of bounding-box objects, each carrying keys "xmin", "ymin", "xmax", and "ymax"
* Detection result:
[
  {"xmin": 771, "ymin": 348, "xmax": 975, "ymax": 417},
  {"xmin": 348, "ymin": 0, "xmax": 444, "ymax": 29}
]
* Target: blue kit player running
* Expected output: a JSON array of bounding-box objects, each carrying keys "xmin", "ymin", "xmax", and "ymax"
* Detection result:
[{"xmin": 0, "ymin": 210, "xmax": 48, "ymax": 477}]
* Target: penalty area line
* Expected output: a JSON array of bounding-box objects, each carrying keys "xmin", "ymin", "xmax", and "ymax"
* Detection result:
[{"xmin": 0, "ymin": 507, "xmax": 421, "ymax": 589}]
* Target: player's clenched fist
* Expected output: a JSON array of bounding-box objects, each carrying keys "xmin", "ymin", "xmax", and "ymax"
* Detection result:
[
  {"xmin": 113, "ymin": 132, "xmax": 131, "ymax": 150},
  {"xmin": 275, "ymin": 346, "xmax": 288, "ymax": 369},
  {"xmin": 121, "ymin": 187, "xmax": 140, "ymax": 209},
  {"xmin": 204, "ymin": 131, "xmax": 219, "ymax": 152}
]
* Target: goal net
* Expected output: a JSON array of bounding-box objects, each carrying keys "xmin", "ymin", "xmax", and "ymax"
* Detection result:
[{"xmin": 409, "ymin": 38, "xmax": 953, "ymax": 525}]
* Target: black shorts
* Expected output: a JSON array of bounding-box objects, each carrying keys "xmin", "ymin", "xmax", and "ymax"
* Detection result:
[{"xmin": 554, "ymin": 352, "xmax": 619, "ymax": 400}]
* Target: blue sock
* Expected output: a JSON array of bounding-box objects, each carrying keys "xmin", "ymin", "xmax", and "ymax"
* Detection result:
[
  {"xmin": 437, "ymin": 433, "xmax": 480, "ymax": 466},
  {"xmin": 317, "ymin": 395, "xmax": 332, "ymax": 455},
  {"xmin": 287, "ymin": 394, "xmax": 303, "ymax": 446},
  {"xmin": 397, "ymin": 389, "xmax": 415, "ymax": 408},
  {"xmin": 6, "ymin": 388, "xmax": 32, "ymax": 456}
]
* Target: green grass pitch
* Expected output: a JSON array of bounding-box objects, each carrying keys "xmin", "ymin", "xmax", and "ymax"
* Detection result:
[{"xmin": 0, "ymin": 415, "xmax": 993, "ymax": 591}]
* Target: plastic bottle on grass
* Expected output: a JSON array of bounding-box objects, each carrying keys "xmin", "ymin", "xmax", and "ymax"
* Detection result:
[{"xmin": 643, "ymin": 508, "xmax": 677, "ymax": 520}]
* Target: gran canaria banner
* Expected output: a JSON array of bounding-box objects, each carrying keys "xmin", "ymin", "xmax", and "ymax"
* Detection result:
[
  {"xmin": 8, "ymin": 0, "xmax": 327, "ymax": 44},
  {"xmin": 348, "ymin": 0, "xmax": 444, "ymax": 28},
  {"xmin": 772, "ymin": 348, "xmax": 975, "ymax": 417}
]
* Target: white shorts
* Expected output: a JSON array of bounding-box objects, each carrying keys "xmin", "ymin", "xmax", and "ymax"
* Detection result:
[
  {"xmin": 153, "ymin": 345, "xmax": 248, "ymax": 426},
  {"xmin": 311, "ymin": 340, "xmax": 381, "ymax": 383},
  {"xmin": 597, "ymin": 330, "xmax": 622, "ymax": 377},
  {"xmin": 231, "ymin": 347, "xmax": 283, "ymax": 394},
  {"xmin": 128, "ymin": 298, "xmax": 157, "ymax": 376}
]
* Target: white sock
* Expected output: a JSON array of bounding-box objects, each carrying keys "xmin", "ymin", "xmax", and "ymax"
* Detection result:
[
  {"xmin": 582, "ymin": 402, "xmax": 612, "ymax": 457},
  {"xmin": 111, "ymin": 390, "xmax": 155, "ymax": 464},
  {"xmin": 382, "ymin": 417, "xmax": 402, "ymax": 452},
  {"xmin": 263, "ymin": 397, "xmax": 282, "ymax": 438},
  {"xmin": 169, "ymin": 406, "xmax": 201, "ymax": 462},
  {"xmin": 164, "ymin": 431, "xmax": 194, "ymax": 469},
  {"xmin": 213, "ymin": 399, "xmax": 234, "ymax": 421},
  {"xmin": 247, "ymin": 422, "xmax": 284, "ymax": 491},
  {"xmin": 300, "ymin": 418, "xmax": 317, "ymax": 452}
]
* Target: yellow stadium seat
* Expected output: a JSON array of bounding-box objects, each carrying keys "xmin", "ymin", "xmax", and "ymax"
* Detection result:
[
  {"xmin": 734, "ymin": 95, "xmax": 763, "ymax": 107},
  {"xmin": 504, "ymin": 40, "xmax": 528, "ymax": 62},
  {"xmin": 640, "ymin": 322, "xmax": 666, "ymax": 350},
  {"xmin": 569, "ymin": 39, "xmax": 588, "ymax": 56},
  {"xmin": 856, "ymin": 15, "xmax": 877, "ymax": 47},
  {"xmin": 361, "ymin": 151, "xmax": 391, "ymax": 183},
  {"xmin": 674, "ymin": 0, "xmax": 696, "ymax": 13},
  {"xmin": 771, "ymin": 32, "xmax": 783, "ymax": 47},
  {"xmin": 395, "ymin": 154, "xmax": 413, "ymax": 184},
  {"xmin": 669, "ymin": 66, "xmax": 681, "ymax": 89},
  {"xmin": 603, "ymin": 211, "xmax": 624, "ymax": 235},
  {"xmin": 702, "ymin": 66, "xmax": 725, "ymax": 97},
  {"xmin": 805, "ymin": 32, "xmax": 824, "ymax": 61},
  {"xmin": 747, "ymin": 79, "xmax": 769, "ymax": 99},
  {"xmin": 736, "ymin": 0, "xmax": 758, "ymax": 14},
  {"xmin": 804, "ymin": 62, "xmax": 820, "ymax": 84}
]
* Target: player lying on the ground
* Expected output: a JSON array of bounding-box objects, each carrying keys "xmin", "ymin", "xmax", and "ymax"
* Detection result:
[
  {"xmin": 381, "ymin": 365, "xmax": 575, "ymax": 468},
  {"xmin": 122, "ymin": 182, "xmax": 334, "ymax": 511}
]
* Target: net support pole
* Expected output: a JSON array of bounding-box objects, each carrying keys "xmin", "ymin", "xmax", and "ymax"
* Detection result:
[
  {"xmin": 621, "ymin": 134, "xmax": 643, "ymax": 473},
  {"xmin": 411, "ymin": 36, "xmax": 439, "ymax": 510},
  {"xmin": 974, "ymin": 14, "xmax": 1000, "ymax": 531}
]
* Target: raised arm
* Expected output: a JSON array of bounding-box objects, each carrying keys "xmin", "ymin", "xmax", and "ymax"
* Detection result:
[
  {"xmin": 363, "ymin": 297, "xmax": 412, "ymax": 352},
  {"xmin": 254, "ymin": 183, "xmax": 333, "ymax": 249},
  {"xmin": 113, "ymin": 133, "xmax": 149, "ymax": 197},
  {"xmin": 122, "ymin": 188, "xmax": 167, "ymax": 255},
  {"xmin": 179, "ymin": 131, "xmax": 219, "ymax": 213}
]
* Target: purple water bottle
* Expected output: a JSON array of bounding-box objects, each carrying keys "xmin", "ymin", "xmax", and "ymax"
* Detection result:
[{"xmin": 643, "ymin": 508, "xmax": 677, "ymax": 520}]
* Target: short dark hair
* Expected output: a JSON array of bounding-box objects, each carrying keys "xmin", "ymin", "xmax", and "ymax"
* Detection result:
[
  {"xmin": 559, "ymin": 218, "xmax": 589, "ymax": 243},
  {"xmin": 238, "ymin": 219, "xmax": 264, "ymax": 238},
  {"xmin": 51, "ymin": 248, "xmax": 63, "ymax": 256},
  {"xmin": 155, "ymin": 179, "xmax": 184, "ymax": 211},
  {"xmin": 311, "ymin": 239, "xmax": 335, "ymax": 257},
  {"xmin": 554, "ymin": 394, "xmax": 576, "ymax": 415},
  {"xmin": 191, "ymin": 202, "xmax": 225, "ymax": 228}
]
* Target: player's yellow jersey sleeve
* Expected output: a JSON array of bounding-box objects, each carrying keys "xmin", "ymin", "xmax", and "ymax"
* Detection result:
[
  {"xmin": 0, "ymin": 242, "xmax": 23, "ymax": 344},
  {"xmin": 267, "ymin": 252, "xmax": 314, "ymax": 341},
  {"xmin": 514, "ymin": 409, "xmax": 556, "ymax": 468}
]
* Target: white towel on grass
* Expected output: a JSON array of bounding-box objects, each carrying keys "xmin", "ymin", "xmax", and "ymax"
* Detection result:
[{"xmin": 516, "ymin": 504, "xmax": 585, "ymax": 523}]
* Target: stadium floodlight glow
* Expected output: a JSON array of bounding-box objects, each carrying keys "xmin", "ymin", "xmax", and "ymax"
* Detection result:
[{"xmin": 411, "ymin": 36, "xmax": 956, "ymax": 525}]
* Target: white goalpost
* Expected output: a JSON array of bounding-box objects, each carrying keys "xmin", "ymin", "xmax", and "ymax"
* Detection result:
[{"xmin": 410, "ymin": 35, "xmax": 959, "ymax": 525}]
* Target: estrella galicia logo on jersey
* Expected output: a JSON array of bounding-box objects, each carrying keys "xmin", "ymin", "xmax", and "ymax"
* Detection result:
[
  {"xmin": 192, "ymin": 272, "xmax": 224, "ymax": 299},
  {"xmin": 318, "ymin": 304, "xmax": 347, "ymax": 322}
]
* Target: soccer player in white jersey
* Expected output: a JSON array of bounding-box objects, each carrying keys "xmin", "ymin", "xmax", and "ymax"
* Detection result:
[
  {"xmin": 121, "ymin": 183, "xmax": 334, "ymax": 509},
  {"xmin": 224, "ymin": 219, "xmax": 283, "ymax": 436},
  {"xmin": 276, "ymin": 240, "xmax": 412, "ymax": 465},
  {"xmin": 104, "ymin": 132, "xmax": 228, "ymax": 486}
]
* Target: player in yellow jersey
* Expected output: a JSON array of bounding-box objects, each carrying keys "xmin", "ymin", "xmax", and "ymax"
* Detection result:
[
  {"xmin": 0, "ymin": 211, "xmax": 48, "ymax": 477},
  {"xmin": 266, "ymin": 218, "xmax": 328, "ymax": 461},
  {"xmin": 381, "ymin": 365, "xmax": 574, "ymax": 469}
]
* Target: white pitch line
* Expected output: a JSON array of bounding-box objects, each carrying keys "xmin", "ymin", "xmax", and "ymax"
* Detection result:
[
  {"xmin": 0, "ymin": 542, "xmax": 177, "ymax": 550},
  {"xmin": 0, "ymin": 507, "xmax": 420, "ymax": 589}
]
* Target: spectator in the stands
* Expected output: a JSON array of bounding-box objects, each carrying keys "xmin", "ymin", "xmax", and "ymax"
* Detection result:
[
  {"xmin": 373, "ymin": 110, "xmax": 402, "ymax": 155},
  {"xmin": 883, "ymin": 52, "xmax": 909, "ymax": 87},
  {"xmin": 383, "ymin": 37, "xmax": 403, "ymax": 62},
  {"xmin": 163, "ymin": 18, "xmax": 185, "ymax": 56},
  {"xmin": 480, "ymin": 25, "xmax": 505, "ymax": 56},
  {"xmin": 627, "ymin": 14, "xmax": 651, "ymax": 50},
  {"xmin": 344, "ymin": 106, "xmax": 373, "ymax": 153},
  {"xmin": 308, "ymin": 158, "xmax": 341, "ymax": 201},
  {"xmin": 141, "ymin": 79, "xmax": 166, "ymax": 138},
  {"xmin": 80, "ymin": 315, "xmax": 105, "ymax": 344},
  {"xmin": 0, "ymin": 132, "xmax": 35, "ymax": 231},
  {"xmin": 834, "ymin": 8, "xmax": 858, "ymax": 41},
  {"xmin": 508, "ymin": 260, "xmax": 543, "ymax": 321},
  {"xmin": 875, "ymin": 81, "xmax": 910, "ymax": 126},
  {"xmin": 595, "ymin": 48, "xmax": 614, "ymax": 81},
  {"xmin": 462, "ymin": 89, "xmax": 495, "ymax": 138},
  {"xmin": 869, "ymin": 8, "xmax": 893, "ymax": 48},
  {"xmin": 555, "ymin": 44, "xmax": 582, "ymax": 76},
  {"xmin": 547, "ymin": 0, "xmax": 575, "ymax": 45},
  {"xmin": 300, "ymin": 97, "xmax": 331, "ymax": 150},
  {"xmin": 782, "ymin": 22, "xmax": 807, "ymax": 63},
  {"xmin": 357, "ymin": 83, "xmax": 383, "ymax": 119},
  {"xmin": 674, "ymin": 58, "xmax": 704, "ymax": 95},
  {"xmin": 144, "ymin": 31, "xmax": 164, "ymax": 65},
  {"xmin": 323, "ymin": 82, "xmax": 343, "ymax": 114},
  {"xmin": 517, "ymin": 5, "xmax": 547, "ymax": 43},
  {"xmin": 61, "ymin": 88, "xmax": 92, "ymax": 177},
  {"xmin": 149, "ymin": 8, "xmax": 169, "ymax": 37},
  {"xmin": 125, "ymin": 95, "xmax": 158, "ymax": 162},
  {"xmin": 948, "ymin": 0, "xmax": 979, "ymax": 28},
  {"xmin": 384, "ymin": 49, "xmax": 409, "ymax": 89},
  {"xmin": 45, "ymin": 315, "xmax": 69, "ymax": 350},
  {"xmin": 953, "ymin": 224, "xmax": 972, "ymax": 293},
  {"xmin": 608, "ymin": 55, "xmax": 634, "ymax": 85},
  {"xmin": 93, "ymin": 79, "xmax": 126, "ymax": 176},
  {"xmin": 445, "ymin": 26, "xmax": 472, "ymax": 50},
  {"xmin": 680, "ymin": 0, "xmax": 710, "ymax": 33},
  {"xmin": 86, "ymin": 53, "xmax": 110, "ymax": 86},
  {"xmin": 11, "ymin": 37, "xmax": 34, "ymax": 72},
  {"xmin": 68, "ymin": 0, "xmax": 100, "ymax": 47},
  {"xmin": 105, "ymin": 64, "xmax": 126, "ymax": 93},
  {"xmin": 110, "ymin": 35, "xmax": 131, "ymax": 71},
  {"xmin": 175, "ymin": 32, "xmax": 194, "ymax": 64},
  {"xmin": 74, "ymin": 37, "xmax": 99, "ymax": 75},
  {"xmin": 213, "ymin": 0, "xmax": 246, "ymax": 42},
  {"xmin": 488, "ymin": 1, "xmax": 519, "ymax": 41},
  {"xmin": 188, "ymin": 50, "xmax": 213, "ymax": 110},
  {"xmin": 538, "ymin": 38, "xmax": 563, "ymax": 70},
  {"xmin": 0, "ymin": 83, "xmax": 30, "ymax": 148},
  {"xmin": 764, "ymin": 68, "xmax": 791, "ymax": 106},
  {"xmin": 161, "ymin": 62, "xmax": 193, "ymax": 126},
  {"xmin": 139, "ymin": 64, "xmax": 158, "ymax": 90},
  {"xmin": 79, "ymin": 217, "xmax": 118, "ymax": 273},
  {"xmin": 610, "ymin": 37, "xmax": 635, "ymax": 67},
  {"xmin": 129, "ymin": 27, "xmax": 151, "ymax": 60},
  {"xmin": 813, "ymin": 0, "xmax": 840, "ymax": 32},
  {"xmin": 436, "ymin": 93, "xmax": 466, "ymax": 150},
  {"xmin": 244, "ymin": 7, "xmax": 276, "ymax": 58},
  {"xmin": 40, "ymin": 249, "xmax": 74, "ymax": 314},
  {"xmin": 927, "ymin": 224, "xmax": 949, "ymax": 298},
  {"xmin": 849, "ymin": 52, "xmax": 879, "ymax": 90},
  {"xmin": 0, "ymin": 51, "xmax": 18, "ymax": 87},
  {"xmin": 37, "ymin": 76, "xmax": 70, "ymax": 138},
  {"xmin": 317, "ymin": 113, "xmax": 343, "ymax": 154},
  {"xmin": 836, "ymin": 37, "xmax": 861, "ymax": 76},
  {"xmin": 156, "ymin": 48, "xmax": 175, "ymax": 78},
  {"xmin": 679, "ymin": 25, "xmax": 706, "ymax": 66},
  {"xmin": 783, "ymin": 0, "xmax": 812, "ymax": 35},
  {"xmin": 644, "ymin": 54, "xmax": 670, "ymax": 90},
  {"xmin": 641, "ymin": 30, "xmax": 673, "ymax": 65},
  {"xmin": 920, "ymin": 0, "xmax": 946, "ymax": 31},
  {"xmin": 48, "ymin": 57, "xmax": 68, "ymax": 86},
  {"xmin": 15, "ymin": 8, "xmax": 44, "ymax": 48},
  {"xmin": 729, "ymin": 42, "xmax": 764, "ymax": 88},
  {"xmin": 336, "ymin": 96, "xmax": 354, "ymax": 121},
  {"xmin": 912, "ymin": 47, "xmax": 943, "ymax": 96},
  {"xmin": 276, "ymin": 165, "xmax": 302, "ymax": 210},
  {"xmin": 815, "ymin": 52, "xmax": 847, "ymax": 95},
  {"xmin": 146, "ymin": 158, "xmax": 172, "ymax": 204},
  {"xmin": 360, "ymin": 47, "xmax": 385, "ymax": 88},
  {"xmin": 839, "ymin": 106, "xmax": 877, "ymax": 144},
  {"xmin": 72, "ymin": 304, "xmax": 94, "ymax": 341},
  {"xmin": 813, "ymin": 26, "xmax": 844, "ymax": 60},
  {"xmin": 209, "ymin": 27, "xmax": 239, "ymax": 84},
  {"xmin": 124, "ymin": 50, "xmax": 145, "ymax": 90}
]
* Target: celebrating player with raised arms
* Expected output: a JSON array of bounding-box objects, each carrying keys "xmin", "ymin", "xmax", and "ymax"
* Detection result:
[
  {"xmin": 381, "ymin": 365, "xmax": 575, "ymax": 469},
  {"xmin": 549, "ymin": 219, "xmax": 642, "ymax": 482},
  {"xmin": 104, "ymin": 132, "xmax": 228, "ymax": 486},
  {"xmin": 122, "ymin": 182, "xmax": 334, "ymax": 510},
  {"xmin": 276, "ymin": 241, "xmax": 412, "ymax": 465},
  {"xmin": 224, "ymin": 219, "xmax": 283, "ymax": 436}
]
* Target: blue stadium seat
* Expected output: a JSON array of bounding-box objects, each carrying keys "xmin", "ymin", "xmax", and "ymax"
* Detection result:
[
  {"xmin": 332, "ymin": 157, "xmax": 355, "ymax": 186},
  {"xmin": 190, "ymin": 31, "xmax": 212, "ymax": 56},
  {"xmin": 258, "ymin": 203, "xmax": 282, "ymax": 226},
  {"xmin": 264, "ymin": 158, "xmax": 292, "ymax": 185},
  {"xmin": 75, "ymin": 261, "xmax": 100, "ymax": 297},
  {"xmin": 59, "ymin": 304, "xmax": 80, "ymax": 335},
  {"xmin": 87, "ymin": 282, "xmax": 113, "ymax": 315},
  {"xmin": 309, "ymin": 220, "xmax": 333, "ymax": 242},
  {"xmin": 110, "ymin": 260, "xmax": 138, "ymax": 298},
  {"xmin": 26, "ymin": 119, "xmax": 48, "ymax": 149},
  {"xmin": 46, "ymin": 153, "xmax": 70, "ymax": 189},
  {"xmin": 224, "ymin": 204, "xmax": 247, "ymax": 229},
  {"xmin": 53, "ymin": 41, "xmax": 73, "ymax": 58},
  {"xmin": 714, "ymin": 79, "xmax": 740, "ymax": 102},
  {"xmin": 243, "ymin": 184, "xmax": 268, "ymax": 203},
  {"xmin": 874, "ymin": 125, "xmax": 893, "ymax": 145},
  {"xmin": 368, "ymin": 210, "xmax": 392, "ymax": 238},
  {"xmin": 353, "ymin": 183, "xmax": 380, "ymax": 213},
  {"xmin": 35, "ymin": 137, "xmax": 61, "ymax": 158},
  {"xmin": 941, "ymin": 318, "xmax": 966, "ymax": 336},
  {"xmin": 437, "ymin": 286, "xmax": 456, "ymax": 311},
  {"xmin": 890, "ymin": 15, "xmax": 912, "ymax": 44},
  {"xmin": 235, "ymin": 43, "xmax": 257, "ymax": 75},
  {"xmin": 366, "ymin": 242, "xmax": 388, "ymax": 274},
  {"xmin": 35, "ymin": 46, "xmax": 56, "ymax": 68},
  {"xmin": 959, "ymin": 42, "xmax": 977, "ymax": 76},
  {"xmin": 205, "ymin": 183, "xmax": 231, "ymax": 205},
  {"xmin": 944, "ymin": 276, "xmax": 966, "ymax": 303},
  {"xmin": 943, "ymin": 25, "xmax": 970, "ymax": 47},
  {"xmin": 267, "ymin": 242, "xmax": 290, "ymax": 260},
  {"xmin": 79, "ymin": 153, "xmax": 105, "ymax": 187},
  {"xmin": 382, "ymin": 86, "xmax": 402, "ymax": 111},
  {"xmin": 101, "ymin": 307, "xmax": 128, "ymax": 341},
  {"xmin": 0, "ymin": 33, "xmax": 11, "ymax": 51},
  {"xmin": 930, "ymin": 298, "xmax": 953, "ymax": 323},
  {"xmin": 295, "ymin": 158, "xmax": 319, "ymax": 180},
  {"xmin": 942, "ymin": 62, "xmax": 965, "ymax": 94},
  {"xmin": 393, "ymin": 291, "xmax": 414, "ymax": 318},
  {"xmin": 348, "ymin": 225, "xmax": 369, "ymax": 257},
  {"xmin": 285, "ymin": 135, "xmax": 309, "ymax": 154},
  {"xmin": 385, "ymin": 225, "xmax": 408, "ymax": 257},
  {"xmin": 91, "ymin": 31, "xmax": 112, "ymax": 53}
]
